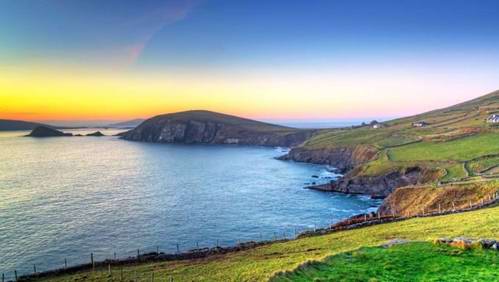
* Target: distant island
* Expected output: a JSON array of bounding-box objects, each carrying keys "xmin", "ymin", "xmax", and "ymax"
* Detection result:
[
  {"xmin": 107, "ymin": 119, "xmax": 145, "ymax": 129},
  {"xmin": 26, "ymin": 126, "xmax": 105, "ymax": 138},
  {"xmin": 27, "ymin": 126, "xmax": 73, "ymax": 137},
  {"xmin": 0, "ymin": 119, "xmax": 50, "ymax": 131}
]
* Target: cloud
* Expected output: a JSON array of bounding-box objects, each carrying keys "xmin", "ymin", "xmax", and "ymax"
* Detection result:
[{"xmin": 119, "ymin": 0, "xmax": 199, "ymax": 66}]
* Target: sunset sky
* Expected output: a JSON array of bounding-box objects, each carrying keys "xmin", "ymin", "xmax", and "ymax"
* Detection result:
[{"xmin": 1, "ymin": 0, "xmax": 499, "ymax": 125}]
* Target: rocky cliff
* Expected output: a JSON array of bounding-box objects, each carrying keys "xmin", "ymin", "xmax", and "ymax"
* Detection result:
[
  {"xmin": 278, "ymin": 145, "xmax": 378, "ymax": 172},
  {"xmin": 309, "ymin": 166, "xmax": 442, "ymax": 198},
  {"xmin": 122, "ymin": 110, "xmax": 316, "ymax": 147}
]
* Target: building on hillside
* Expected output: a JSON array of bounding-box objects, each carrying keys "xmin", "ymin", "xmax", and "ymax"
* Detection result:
[
  {"xmin": 487, "ymin": 114, "xmax": 499, "ymax": 123},
  {"xmin": 412, "ymin": 121, "xmax": 429, "ymax": 127},
  {"xmin": 370, "ymin": 120, "xmax": 383, "ymax": 129}
]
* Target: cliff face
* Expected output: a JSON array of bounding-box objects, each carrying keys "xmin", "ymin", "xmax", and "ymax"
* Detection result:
[
  {"xmin": 122, "ymin": 111, "xmax": 315, "ymax": 147},
  {"xmin": 279, "ymin": 145, "xmax": 378, "ymax": 172},
  {"xmin": 308, "ymin": 166, "xmax": 443, "ymax": 198}
]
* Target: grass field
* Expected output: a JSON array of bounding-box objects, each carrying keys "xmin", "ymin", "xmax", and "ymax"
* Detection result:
[
  {"xmin": 37, "ymin": 205, "xmax": 499, "ymax": 282},
  {"xmin": 271, "ymin": 242, "xmax": 499, "ymax": 282},
  {"xmin": 388, "ymin": 133, "xmax": 499, "ymax": 162}
]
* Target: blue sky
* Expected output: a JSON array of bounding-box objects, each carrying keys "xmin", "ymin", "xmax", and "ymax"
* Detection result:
[{"xmin": 2, "ymin": 0, "xmax": 499, "ymax": 68}]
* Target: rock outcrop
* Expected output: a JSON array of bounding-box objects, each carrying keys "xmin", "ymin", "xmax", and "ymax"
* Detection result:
[
  {"xmin": 86, "ymin": 131, "xmax": 105, "ymax": 137},
  {"xmin": 308, "ymin": 166, "xmax": 442, "ymax": 198},
  {"xmin": 27, "ymin": 126, "xmax": 72, "ymax": 137},
  {"xmin": 122, "ymin": 110, "xmax": 316, "ymax": 147},
  {"xmin": 278, "ymin": 145, "xmax": 378, "ymax": 172}
]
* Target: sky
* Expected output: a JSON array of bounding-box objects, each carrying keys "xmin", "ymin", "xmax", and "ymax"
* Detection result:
[{"xmin": 1, "ymin": 0, "xmax": 499, "ymax": 125}]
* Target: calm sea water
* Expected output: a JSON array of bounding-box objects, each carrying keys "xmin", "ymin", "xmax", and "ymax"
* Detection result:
[{"xmin": 0, "ymin": 130, "xmax": 379, "ymax": 277}]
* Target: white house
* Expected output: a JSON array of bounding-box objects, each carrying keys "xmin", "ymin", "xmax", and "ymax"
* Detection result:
[
  {"xmin": 487, "ymin": 114, "xmax": 499, "ymax": 123},
  {"xmin": 412, "ymin": 121, "xmax": 429, "ymax": 127}
]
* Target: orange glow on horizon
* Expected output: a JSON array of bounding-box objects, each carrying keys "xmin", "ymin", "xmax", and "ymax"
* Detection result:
[{"xmin": 1, "ymin": 65, "xmax": 493, "ymax": 123}]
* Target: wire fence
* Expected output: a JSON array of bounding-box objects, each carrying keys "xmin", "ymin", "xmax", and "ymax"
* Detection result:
[
  {"xmin": 317, "ymin": 191, "xmax": 499, "ymax": 235},
  {"xmin": 1, "ymin": 225, "xmax": 327, "ymax": 282},
  {"xmin": 3, "ymin": 191, "xmax": 498, "ymax": 282}
]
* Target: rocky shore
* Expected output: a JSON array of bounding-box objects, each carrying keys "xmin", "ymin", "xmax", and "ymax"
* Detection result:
[
  {"xmin": 306, "ymin": 166, "xmax": 438, "ymax": 199},
  {"xmin": 277, "ymin": 145, "xmax": 377, "ymax": 173},
  {"xmin": 280, "ymin": 145, "xmax": 432, "ymax": 199}
]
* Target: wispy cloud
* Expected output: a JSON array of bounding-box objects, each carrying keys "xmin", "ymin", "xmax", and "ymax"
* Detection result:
[{"xmin": 118, "ymin": 0, "xmax": 199, "ymax": 67}]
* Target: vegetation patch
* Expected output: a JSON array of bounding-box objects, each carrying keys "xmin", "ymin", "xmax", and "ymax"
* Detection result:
[
  {"xmin": 379, "ymin": 180, "xmax": 499, "ymax": 217},
  {"xmin": 271, "ymin": 242, "xmax": 499, "ymax": 282},
  {"xmin": 467, "ymin": 155, "xmax": 499, "ymax": 175}
]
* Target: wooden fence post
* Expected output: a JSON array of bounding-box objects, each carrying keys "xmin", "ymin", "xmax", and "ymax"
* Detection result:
[
  {"xmin": 364, "ymin": 214, "xmax": 367, "ymax": 222},
  {"xmin": 452, "ymin": 201, "xmax": 455, "ymax": 211},
  {"xmin": 108, "ymin": 264, "xmax": 111, "ymax": 276},
  {"xmin": 14, "ymin": 270, "xmax": 17, "ymax": 282},
  {"xmin": 64, "ymin": 258, "xmax": 67, "ymax": 269},
  {"xmin": 176, "ymin": 243, "xmax": 180, "ymax": 253},
  {"xmin": 438, "ymin": 203, "xmax": 441, "ymax": 214},
  {"xmin": 33, "ymin": 264, "xmax": 37, "ymax": 273},
  {"xmin": 469, "ymin": 200, "xmax": 472, "ymax": 208},
  {"xmin": 2, "ymin": 272, "xmax": 4, "ymax": 282},
  {"xmin": 114, "ymin": 252, "xmax": 117, "ymax": 260},
  {"xmin": 137, "ymin": 249, "xmax": 140, "ymax": 261},
  {"xmin": 91, "ymin": 253, "xmax": 94, "ymax": 270}
]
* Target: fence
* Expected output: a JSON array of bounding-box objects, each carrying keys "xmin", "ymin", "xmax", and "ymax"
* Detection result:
[
  {"xmin": 299, "ymin": 190, "xmax": 499, "ymax": 238},
  {"xmin": 3, "ymin": 191, "xmax": 498, "ymax": 282},
  {"xmin": 1, "ymin": 227, "xmax": 322, "ymax": 282}
]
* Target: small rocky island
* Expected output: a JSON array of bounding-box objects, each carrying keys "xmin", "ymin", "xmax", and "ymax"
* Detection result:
[
  {"xmin": 86, "ymin": 131, "xmax": 105, "ymax": 137},
  {"xmin": 27, "ymin": 126, "xmax": 105, "ymax": 138},
  {"xmin": 27, "ymin": 126, "xmax": 73, "ymax": 137}
]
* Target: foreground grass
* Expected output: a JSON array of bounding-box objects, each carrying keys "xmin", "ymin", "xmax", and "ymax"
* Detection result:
[
  {"xmin": 272, "ymin": 242, "xmax": 499, "ymax": 281},
  {"xmin": 38, "ymin": 206, "xmax": 499, "ymax": 282}
]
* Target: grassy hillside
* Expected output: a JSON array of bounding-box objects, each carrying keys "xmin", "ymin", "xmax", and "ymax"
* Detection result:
[
  {"xmin": 272, "ymin": 242, "xmax": 499, "ymax": 281},
  {"xmin": 37, "ymin": 205, "xmax": 499, "ymax": 282},
  {"xmin": 301, "ymin": 91, "xmax": 499, "ymax": 184},
  {"xmin": 380, "ymin": 180, "xmax": 499, "ymax": 217}
]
